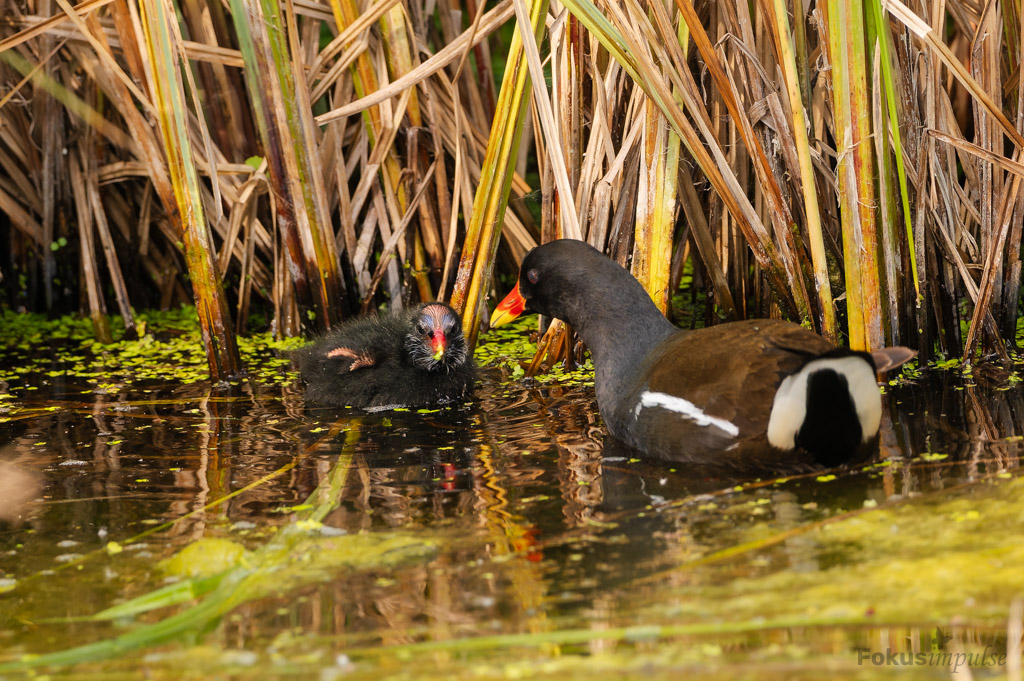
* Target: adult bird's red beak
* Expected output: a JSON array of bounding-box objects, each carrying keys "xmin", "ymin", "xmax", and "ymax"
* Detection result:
[{"xmin": 490, "ymin": 281, "xmax": 526, "ymax": 327}]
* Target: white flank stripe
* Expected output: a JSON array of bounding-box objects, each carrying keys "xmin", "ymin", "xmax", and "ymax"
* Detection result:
[{"xmin": 635, "ymin": 391, "xmax": 739, "ymax": 437}]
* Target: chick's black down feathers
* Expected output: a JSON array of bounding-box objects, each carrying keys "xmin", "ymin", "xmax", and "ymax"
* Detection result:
[{"xmin": 294, "ymin": 303, "xmax": 475, "ymax": 409}]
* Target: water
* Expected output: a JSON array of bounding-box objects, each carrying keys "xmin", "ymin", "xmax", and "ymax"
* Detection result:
[{"xmin": 1, "ymin": 323, "xmax": 1023, "ymax": 679}]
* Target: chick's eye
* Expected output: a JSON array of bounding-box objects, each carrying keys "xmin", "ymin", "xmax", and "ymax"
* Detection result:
[{"xmin": 526, "ymin": 269, "xmax": 539, "ymax": 285}]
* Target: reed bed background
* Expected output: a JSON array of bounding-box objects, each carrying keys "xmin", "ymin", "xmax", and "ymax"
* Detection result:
[{"xmin": 0, "ymin": 0, "xmax": 1021, "ymax": 379}]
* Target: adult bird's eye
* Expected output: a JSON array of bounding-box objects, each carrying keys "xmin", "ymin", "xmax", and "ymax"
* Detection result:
[{"xmin": 526, "ymin": 269, "xmax": 539, "ymax": 284}]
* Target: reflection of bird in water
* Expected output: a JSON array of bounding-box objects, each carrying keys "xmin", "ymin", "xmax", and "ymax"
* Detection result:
[{"xmin": 595, "ymin": 437, "xmax": 752, "ymax": 514}]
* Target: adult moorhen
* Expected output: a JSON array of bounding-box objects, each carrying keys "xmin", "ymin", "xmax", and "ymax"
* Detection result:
[
  {"xmin": 296, "ymin": 302, "xmax": 475, "ymax": 409},
  {"xmin": 490, "ymin": 239, "xmax": 915, "ymax": 470}
]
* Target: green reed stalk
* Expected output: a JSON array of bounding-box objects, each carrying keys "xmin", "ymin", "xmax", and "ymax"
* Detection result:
[
  {"xmin": 451, "ymin": 0, "xmax": 548, "ymax": 348},
  {"xmin": 139, "ymin": 0, "xmax": 240, "ymax": 378},
  {"xmin": 827, "ymin": 0, "xmax": 883, "ymax": 350},
  {"xmin": 229, "ymin": 0, "xmax": 344, "ymax": 334}
]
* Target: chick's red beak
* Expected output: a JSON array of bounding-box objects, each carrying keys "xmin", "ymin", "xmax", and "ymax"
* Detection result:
[
  {"xmin": 431, "ymin": 331, "xmax": 447, "ymax": 360},
  {"xmin": 490, "ymin": 282, "xmax": 526, "ymax": 327}
]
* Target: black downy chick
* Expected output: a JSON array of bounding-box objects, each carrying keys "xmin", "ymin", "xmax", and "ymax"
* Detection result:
[{"xmin": 295, "ymin": 303, "xmax": 475, "ymax": 409}]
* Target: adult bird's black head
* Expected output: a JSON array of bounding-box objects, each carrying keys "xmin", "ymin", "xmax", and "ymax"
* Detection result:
[
  {"xmin": 489, "ymin": 239, "xmax": 640, "ymax": 328},
  {"xmin": 489, "ymin": 239, "xmax": 916, "ymax": 472}
]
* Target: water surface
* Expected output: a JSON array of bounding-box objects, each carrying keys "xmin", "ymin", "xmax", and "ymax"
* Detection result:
[{"xmin": 1, "ymin": 319, "xmax": 1023, "ymax": 679}]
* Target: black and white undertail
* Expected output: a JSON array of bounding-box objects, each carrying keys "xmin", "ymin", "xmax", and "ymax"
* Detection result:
[{"xmin": 767, "ymin": 354, "xmax": 880, "ymax": 463}]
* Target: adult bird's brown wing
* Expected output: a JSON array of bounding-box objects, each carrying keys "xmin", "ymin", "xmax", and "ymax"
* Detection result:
[{"xmin": 634, "ymin": 320, "xmax": 836, "ymax": 467}]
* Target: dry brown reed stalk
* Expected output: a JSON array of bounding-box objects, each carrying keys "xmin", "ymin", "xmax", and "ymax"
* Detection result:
[
  {"xmin": 0, "ymin": 0, "xmax": 1021, "ymax": 379},
  {"xmin": 0, "ymin": 0, "xmax": 530, "ymax": 377},
  {"xmin": 461, "ymin": 0, "xmax": 1022, "ymax": 367}
]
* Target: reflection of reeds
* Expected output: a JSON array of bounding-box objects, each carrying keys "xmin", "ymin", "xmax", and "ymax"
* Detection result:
[
  {"xmin": 0, "ymin": 419, "xmax": 438, "ymax": 671},
  {"xmin": 1, "ymin": 0, "xmax": 1020, "ymax": 377}
]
